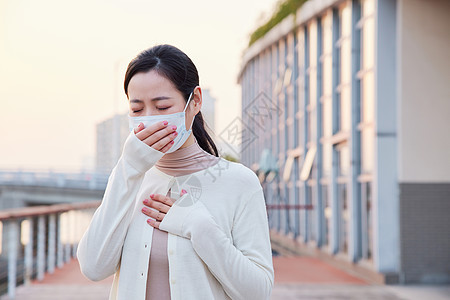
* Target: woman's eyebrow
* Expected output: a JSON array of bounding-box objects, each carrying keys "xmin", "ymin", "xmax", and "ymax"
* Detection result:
[
  {"xmin": 130, "ymin": 96, "xmax": 171, "ymax": 103},
  {"xmin": 151, "ymin": 96, "xmax": 171, "ymax": 101}
]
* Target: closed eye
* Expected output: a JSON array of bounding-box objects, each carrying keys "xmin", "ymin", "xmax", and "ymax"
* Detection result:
[
  {"xmin": 158, "ymin": 107, "xmax": 170, "ymax": 110},
  {"xmin": 132, "ymin": 109, "xmax": 143, "ymax": 113}
]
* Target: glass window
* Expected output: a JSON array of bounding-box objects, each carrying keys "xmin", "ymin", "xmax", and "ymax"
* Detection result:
[
  {"xmin": 308, "ymin": 20, "xmax": 318, "ymax": 143},
  {"xmin": 306, "ymin": 184, "xmax": 316, "ymax": 241},
  {"xmin": 322, "ymin": 184, "xmax": 330, "ymax": 247},
  {"xmin": 321, "ymin": 11, "xmax": 334, "ymax": 178},
  {"xmin": 361, "ymin": 181, "xmax": 373, "ymax": 260},
  {"xmin": 280, "ymin": 39, "xmax": 286, "ymax": 159},
  {"xmin": 360, "ymin": 0, "xmax": 375, "ymax": 174},
  {"xmin": 297, "ymin": 28, "xmax": 305, "ymax": 148},
  {"xmin": 339, "ymin": 4, "xmax": 352, "ymax": 133},
  {"xmin": 338, "ymin": 182, "xmax": 348, "ymax": 253}
]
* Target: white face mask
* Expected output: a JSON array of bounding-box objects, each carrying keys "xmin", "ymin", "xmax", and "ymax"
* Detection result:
[{"xmin": 128, "ymin": 91, "xmax": 196, "ymax": 154}]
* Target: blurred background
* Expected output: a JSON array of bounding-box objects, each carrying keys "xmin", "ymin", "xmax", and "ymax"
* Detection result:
[{"xmin": 1, "ymin": 0, "xmax": 449, "ymax": 299}]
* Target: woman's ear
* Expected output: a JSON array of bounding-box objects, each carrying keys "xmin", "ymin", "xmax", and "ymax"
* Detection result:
[{"xmin": 192, "ymin": 86, "xmax": 202, "ymax": 114}]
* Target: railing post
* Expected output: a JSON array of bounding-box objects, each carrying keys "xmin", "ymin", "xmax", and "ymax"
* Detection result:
[
  {"xmin": 24, "ymin": 217, "xmax": 34, "ymax": 286},
  {"xmin": 47, "ymin": 213, "xmax": 56, "ymax": 274},
  {"xmin": 57, "ymin": 213, "xmax": 64, "ymax": 268},
  {"xmin": 7, "ymin": 219, "xmax": 19, "ymax": 299},
  {"xmin": 37, "ymin": 215, "xmax": 46, "ymax": 281},
  {"xmin": 71, "ymin": 211, "xmax": 77, "ymax": 258},
  {"xmin": 63, "ymin": 212, "xmax": 71, "ymax": 263}
]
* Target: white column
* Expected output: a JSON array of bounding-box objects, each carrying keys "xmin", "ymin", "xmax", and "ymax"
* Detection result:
[
  {"xmin": 47, "ymin": 214, "xmax": 56, "ymax": 274},
  {"xmin": 57, "ymin": 213, "xmax": 64, "ymax": 268},
  {"xmin": 349, "ymin": 0, "xmax": 362, "ymax": 263},
  {"xmin": 64, "ymin": 212, "xmax": 71, "ymax": 263},
  {"xmin": 7, "ymin": 220, "xmax": 19, "ymax": 299},
  {"xmin": 37, "ymin": 215, "xmax": 46, "ymax": 281},
  {"xmin": 24, "ymin": 217, "xmax": 34, "ymax": 286},
  {"xmin": 373, "ymin": 0, "xmax": 399, "ymax": 274}
]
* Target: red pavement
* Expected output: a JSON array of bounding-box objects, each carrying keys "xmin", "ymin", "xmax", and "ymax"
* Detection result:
[
  {"xmin": 31, "ymin": 259, "xmax": 114, "ymax": 285},
  {"xmin": 1, "ymin": 255, "xmax": 370, "ymax": 300},
  {"xmin": 33, "ymin": 256, "xmax": 367, "ymax": 286},
  {"xmin": 272, "ymin": 255, "xmax": 368, "ymax": 284}
]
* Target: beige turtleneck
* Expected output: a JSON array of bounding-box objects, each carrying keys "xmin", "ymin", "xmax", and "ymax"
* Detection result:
[{"xmin": 145, "ymin": 136, "xmax": 220, "ymax": 300}]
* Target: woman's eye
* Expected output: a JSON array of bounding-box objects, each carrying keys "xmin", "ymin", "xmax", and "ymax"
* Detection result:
[
  {"xmin": 157, "ymin": 107, "xmax": 170, "ymax": 110},
  {"xmin": 132, "ymin": 109, "xmax": 143, "ymax": 113}
]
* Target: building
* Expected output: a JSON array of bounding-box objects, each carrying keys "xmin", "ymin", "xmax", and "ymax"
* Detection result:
[
  {"xmin": 96, "ymin": 89, "xmax": 218, "ymax": 174},
  {"xmin": 95, "ymin": 114, "xmax": 130, "ymax": 174},
  {"xmin": 201, "ymin": 88, "xmax": 217, "ymax": 133},
  {"xmin": 237, "ymin": 0, "xmax": 450, "ymax": 284}
]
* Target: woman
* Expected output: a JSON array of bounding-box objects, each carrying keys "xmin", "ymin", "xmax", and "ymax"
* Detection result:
[{"xmin": 77, "ymin": 44, "xmax": 274, "ymax": 300}]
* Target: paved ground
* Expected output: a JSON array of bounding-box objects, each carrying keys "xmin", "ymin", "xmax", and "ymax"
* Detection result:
[
  {"xmin": 272, "ymin": 283, "xmax": 450, "ymax": 300},
  {"xmin": 1, "ymin": 256, "xmax": 449, "ymax": 300},
  {"xmin": 0, "ymin": 259, "xmax": 113, "ymax": 300}
]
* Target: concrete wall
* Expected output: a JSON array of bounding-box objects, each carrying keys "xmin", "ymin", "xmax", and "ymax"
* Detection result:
[
  {"xmin": 397, "ymin": 0, "xmax": 450, "ymax": 283},
  {"xmin": 398, "ymin": 0, "xmax": 450, "ymax": 182},
  {"xmin": 400, "ymin": 183, "xmax": 450, "ymax": 283}
]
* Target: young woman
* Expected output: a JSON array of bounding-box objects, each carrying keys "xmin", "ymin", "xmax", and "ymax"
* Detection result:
[{"xmin": 77, "ymin": 44, "xmax": 274, "ymax": 300}]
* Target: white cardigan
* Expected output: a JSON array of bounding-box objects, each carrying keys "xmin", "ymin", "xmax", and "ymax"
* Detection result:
[{"xmin": 77, "ymin": 131, "xmax": 274, "ymax": 300}]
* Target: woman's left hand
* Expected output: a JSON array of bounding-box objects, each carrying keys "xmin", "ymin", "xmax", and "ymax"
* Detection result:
[{"xmin": 142, "ymin": 189, "xmax": 187, "ymax": 229}]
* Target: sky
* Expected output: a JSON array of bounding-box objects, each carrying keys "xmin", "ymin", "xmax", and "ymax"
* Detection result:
[{"xmin": 0, "ymin": 0, "xmax": 278, "ymax": 171}]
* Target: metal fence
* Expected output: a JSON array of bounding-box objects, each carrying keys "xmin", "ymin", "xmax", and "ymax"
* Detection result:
[{"xmin": 0, "ymin": 201, "xmax": 99, "ymax": 299}]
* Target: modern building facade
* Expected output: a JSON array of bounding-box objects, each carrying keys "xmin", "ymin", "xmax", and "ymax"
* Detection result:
[{"xmin": 238, "ymin": 0, "xmax": 450, "ymax": 284}]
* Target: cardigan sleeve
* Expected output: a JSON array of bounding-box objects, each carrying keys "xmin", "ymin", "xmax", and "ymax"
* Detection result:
[
  {"xmin": 77, "ymin": 131, "xmax": 165, "ymax": 281},
  {"xmin": 159, "ymin": 187, "xmax": 274, "ymax": 300}
]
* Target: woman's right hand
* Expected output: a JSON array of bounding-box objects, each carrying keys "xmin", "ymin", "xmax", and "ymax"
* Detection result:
[{"xmin": 134, "ymin": 121, "xmax": 178, "ymax": 153}]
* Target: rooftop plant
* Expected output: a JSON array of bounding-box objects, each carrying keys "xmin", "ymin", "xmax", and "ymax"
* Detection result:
[{"xmin": 248, "ymin": 0, "xmax": 308, "ymax": 47}]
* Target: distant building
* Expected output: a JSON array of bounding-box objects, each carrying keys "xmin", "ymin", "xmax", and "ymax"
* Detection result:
[
  {"xmin": 201, "ymin": 88, "xmax": 216, "ymax": 133},
  {"xmin": 238, "ymin": 0, "xmax": 450, "ymax": 284},
  {"xmin": 95, "ymin": 114, "xmax": 129, "ymax": 174}
]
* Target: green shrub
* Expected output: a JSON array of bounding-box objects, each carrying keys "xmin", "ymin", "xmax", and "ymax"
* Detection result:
[{"xmin": 248, "ymin": 0, "xmax": 308, "ymax": 47}]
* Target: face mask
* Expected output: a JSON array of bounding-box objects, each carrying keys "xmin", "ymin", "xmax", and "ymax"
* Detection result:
[{"xmin": 128, "ymin": 91, "xmax": 196, "ymax": 154}]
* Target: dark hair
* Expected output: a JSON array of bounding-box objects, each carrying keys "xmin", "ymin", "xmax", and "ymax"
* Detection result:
[{"xmin": 124, "ymin": 44, "xmax": 219, "ymax": 157}]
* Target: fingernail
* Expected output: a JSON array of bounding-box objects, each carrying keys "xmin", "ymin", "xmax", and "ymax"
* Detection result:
[
  {"xmin": 182, "ymin": 189, "xmax": 187, "ymax": 194},
  {"xmin": 138, "ymin": 122, "xmax": 143, "ymax": 128},
  {"xmin": 171, "ymin": 125, "xmax": 177, "ymax": 130},
  {"xmin": 163, "ymin": 121, "xmax": 168, "ymax": 126},
  {"xmin": 170, "ymin": 140, "xmax": 174, "ymax": 144},
  {"xmin": 147, "ymin": 219, "xmax": 153, "ymax": 224},
  {"xmin": 150, "ymin": 194, "xmax": 154, "ymax": 198}
]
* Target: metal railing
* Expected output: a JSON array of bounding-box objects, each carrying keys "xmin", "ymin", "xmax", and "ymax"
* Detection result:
[
  {"xmin": 0, "ymin": 201, "xmax": 100, "ymax": 299},
  {"xmin": 0, "ymin": 170, "xmax": 109, "ymax": 191}
]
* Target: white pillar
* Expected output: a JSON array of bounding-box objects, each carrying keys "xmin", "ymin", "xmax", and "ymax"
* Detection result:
[
  {"xmin": 7, "ymin": 220, "xmax": 19, "ymax": 299},
  {"xmin": 373, "ymin": 0, "xmax": 400, "ymax": 274},
  {"xmin": 37, "ymin": 215, "xmax": 46, "ymax": 281},
  {"xmin": 64, "ymin": 212, "xmax": 71, "ymax": 263},
  {"xmin": 47, "ymin": 214, "xmax": 56, "ymax": 274},
  {"xmin": 57, "ymin": 213, "xmax": 64, "ymax": 268},
  {"xmin": 24, "ymin": 217, "xmax": 34, "ymax": 286}
]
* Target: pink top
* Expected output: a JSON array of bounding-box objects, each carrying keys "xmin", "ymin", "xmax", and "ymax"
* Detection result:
[{"xmin": 146, "ymin": 137, "xmax": 220, "ymax": 300}]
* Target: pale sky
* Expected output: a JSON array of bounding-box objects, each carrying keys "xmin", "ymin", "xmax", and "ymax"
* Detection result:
[{"xmin": 0, "ymin": 0, "xmax": 277, "ymax": 171}]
